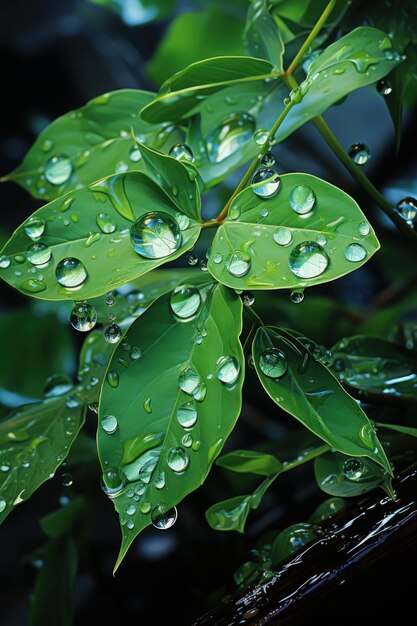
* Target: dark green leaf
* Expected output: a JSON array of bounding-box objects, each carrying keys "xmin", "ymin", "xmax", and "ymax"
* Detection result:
[
  {"xmin": 0, "ymin": 393, "xmax": 86, "ymax": 524},
  {"xmin": 216, "ymin": 449, "xmax": 283, "ymax": 475},
  {"xmin": 208, "ymin": 173, "xmax": 379, "ymax": 290},
  {"xmin": 98, "ymin": 279, "xmax": 244, "ymax": 569},
  {"xmin": 253, "ymin": 327, "xmax": 391, "ymax": 473},
  {"xmin": 0, "ymin": 172, "xmax": 200, "ymax": 300},
  {"xmin": 40, "ymin": 496, "xmax": 87, "ymax": 538},
  {"xmin": 271, "ymin": 523, "xmax": 318, "ymax": 564},
  {"xmin": 377, "ymin": 423, "xmax": 417, "ymax": 439},
  {"xmin": 245, "ymin": 0, "xmax": 285, "ymax": 70},
  {"xmin": 308, "ymin": 497, "xmax": 347, "ymax": 523},
  {"xmin": 206, "ymin": 495, "xmax": 251, "ymax": 532}
]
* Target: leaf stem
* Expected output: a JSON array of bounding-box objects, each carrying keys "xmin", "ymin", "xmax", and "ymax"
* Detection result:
[
  {"xmin": 244, "ymin": 305, "xmax": 264, "ymax": 327},
  {"xmin": 282, "ymin": 444, "xmax": 330, "ymax": 472},
  {"xmin": 285, "ymin": 0, "xmax": 337, "ymax": 76}
]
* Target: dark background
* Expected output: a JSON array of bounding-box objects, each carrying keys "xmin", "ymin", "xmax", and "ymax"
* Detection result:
[{"xmin": 1, "ymin": 1, "xmax": 417, "ymax": 624}]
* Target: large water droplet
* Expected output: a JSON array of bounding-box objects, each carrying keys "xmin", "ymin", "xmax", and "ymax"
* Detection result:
[
  {"xmin": 129, "ymin": 145, "xmax": 142, "ymax": 162},
  {"xmin": 151, "ymin": 504, "xmax": 178, "ymax": 529},
  {"xmin": 274, "ymin": 227, "xmax": 292, "ymax": 246},
  {"xmin": 177, "ymin": 402, "xmax": 197, "ymax": 428},
  {"xmin": 288, "ymin": 242, "xmax": 329, "ymax": 279},
  {"xmin": 169, "ymin": 143, "xmax": 194, "ymax": 162},
  {"xmin": 206, "ymin": 113, "xmax": 256, "ymax": 163},
  {"xmin": 27, "ymin": 243, "xmax": 51, "ymax": 266},
  {"xmin": 395, "ymin": 197, "xmax": 417, "ymax": 222},
  {"xmin": 0, "ymin": 255, "xmax": 10, "ymax": 269},
  {"xmin": 167, "ymin": 447, "xmax": 189, "ymax": 472},
  {"xmin": 101, "ymin": 414, "xmax": 118, "ymax": 434},
  {"xmin": 96, "ymin": 212, "xmax": 116, "ymax": 234},
  {"xmin": 216, "ymin": 355, "xmax": 240, "ymax": 384},
  {"xmin": 259, "ymin": 348, "xmax": 287, "ymax": 379},
  {"xmin": 251, "ymin": 168, "xmax": 281, "ymax": 198},
  {"xmin": 130, "ymin": 212, "xmax": 181, "ymax": 259},
  {"xmin": 24, "ymin": 217, "xmax": 46, "ymax": 240},
  {"xmin": 56, "ymin": 258, "xmax": 88, "ymax": 288},
  {"xmin": 179, "ymin": 367, "xmax": 200, "ymax": 395},
  {"xmin": 226, "ymin": 251, "xmax": 251, "ymax": 277},
  {"xmin": 104, "ymin": 323, "xmax": 122, "ymax": 343},
  {"xmin": 348, "ymin": 143, "xmax": 371, "ymax": 165},
  {"xmin": 342, "ymin": 458, "xmax": 364, "ymax": 480},
  {"xmin": 0, "ymin": 497, "xmax": 6, "ymax": 513},
  {"xmin": 70, "ymin": 302, "xmax": 97, "ymax": 331},
  {"xmin": 254, "ymin": 129, "xmax": 269, "ymax": 145},
  {"xmin": 44, "ymin": 154, "xmax": 73, "ymax": 185},
  {"xmin": 289, "ymin": 185, "xmax": 316, "ymax": 215},
  {"xmin": 170, "ymin": 285, "xmax": 201, "ymax": 319},
  {"xmin": 359, "ymin": 221, "xmax": 370, "ymax": 236},
  {"xmin": 101, "ymin": 468, "xmax": 126, "ymax": 497},
  {"xmin": 377, "ymin": 79, "xmax": 392, "ymax": 96},
  {"xmin": 344, "ymin": 243, "xmax": 366, "ymax": 262}
]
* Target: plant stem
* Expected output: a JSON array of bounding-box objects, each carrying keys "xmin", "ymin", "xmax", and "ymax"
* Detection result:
[
  {"xmin": 244, "ymin": 305, "xmax": 264, "ymax": 327},
  {"xmin": 216, "ymin": 100, "xmax": 296, "ymax": 223},
  {"xmin": 282, "ymin": 444, "xmax": 330, "ymax": 472},
  {"xmin": 285, "ymin": 0, "xmax": 336, "ymax": 76}
]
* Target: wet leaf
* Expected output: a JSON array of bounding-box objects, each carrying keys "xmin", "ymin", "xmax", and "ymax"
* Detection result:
[
  {"xmin": 216, "ymin": 449, "xmax": 283, "ymax": 475},
  {"xmin": 271, "ymin": 523, "xmax": 318, "ymax": 564},
  {"xmin": 245, "ymin": 0, "xmax": 285, "ymax": 70},
  {"xmin": 308, "ymin": 496, "xmax": 347, "ymax": 523},
  {"xmin": 206, "ymin": 495, "xmax": 252, "ymax": 532}
]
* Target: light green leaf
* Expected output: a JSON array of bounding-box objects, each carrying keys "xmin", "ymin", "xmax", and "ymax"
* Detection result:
[
  {"xmin": 4, "ymin": 90, "xmax": 168, "ymax": 201},
  {"xmin": 0, "ymin": 172, "xmax": 201, "ymax": 300},
  {"xmin": 245, "ymin": 0, "xmax": 285, "ymax": 70},
  {"xmin": 206, "ymin": 495, "xmax": 251, "ymax": 532},
  {"xmin": 208, "ymin": 173, "xmax": 379, "ymax": 290},
  {"xmin": 0, "ymin": 393, "xmax": 86, "ymax": 525},
  {"xmin": 97, "ymin": 280, "xmax": 244, "ymax": 570},
  {"xmin": 140, "ymin": 56, "xmax": 275, "ymax": 123},
  {"xmin": 216, "ymin": 449, "xmax": 283, "ymax": 475},
  {"xmin": 252, "ymin": 327, "xmax": 391, "ymax": 473}
]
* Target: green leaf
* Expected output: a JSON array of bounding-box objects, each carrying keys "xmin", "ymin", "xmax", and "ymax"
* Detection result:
[
  {"xmin": 40, "ymin": 496, "xmax": 87, "ymax": 538},
  {"xmin": 140, "ymin": 56, "xmax": 275, "ymax": 123},
  {"xmin": 30, "ymin": 536, "xmax": 77, "ymax": 626},
  {"xmin": 252, "ymin": 327, "xmax": 391, "ymax": 473},
  {"xmin": 208, "ymin": 172, "xmax": 379, "ymax": 290},
  {"xmin": 97, "ymin": 279, "xmax": 244, "ymax": 570},
  {"xmin": 5, "ymin": 90, "xmax": 168, "ymax": 201},
  {"xmin": 245, "ymin": 0, "xmax": 285, "ymax": 70},
  {"xmin": 147, "ymin": 7, "xmax": 245, "ymax": 85},
  {"xmin": 271, "ymin": 523, "xmax": 318, "ymax": 564},
  {"xmin": 0, "ymin": 393, "xmax": 86, "ymax": 524},
  {"xmin": 331, "ymin": 335, "xmax": 417, "ymax": 402},
  {"xmin": 377, "ymin": 423, "xmax": 417, "ymax": 439},
  {"xmin": 0, "ymin": 172, "xmax": 201, "ymax": 301},
  {"xmin": 308, "ymin": 497, "xmax": 347, "ymax": 523},
  {"xmin": 314, "ymin": 451, "xmax": 395, "ymax": 498},
  {"xmin": 206, "ymin": 495, "xmax": 251, "ymax": 532},
  {"xmin": 216, "ymin": 449, "xmax": 283, "ymax": 475}
]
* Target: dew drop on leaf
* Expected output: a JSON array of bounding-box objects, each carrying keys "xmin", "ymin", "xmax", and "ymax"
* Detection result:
[
  {"xmin": 359, "ymin": 220, "xmax": 370, "ymax": 236},
  {"xmin": 253, "ymin": 128, "xmax": 269, "ymax": 146},
  {"xmin": 226, "ymin": 251, "xmax": 251, "ymax": 277},
  {"xmin": 216, "ymin": 355, "xmax": 240, "ymax": 384},
  {"xmin": 104, "ymin": 323, "xmax": 122, "ymax": 344},
  {"xmin": 259, "ymin": 348, "xmax": 288, "ymax": 379},
  {"xmin": 251, "ymin": 168, "xmax": 281, "ymax": 198},
  {"xmin": 261, "ymin": 152, "xmax": 275, "ymax": 167},
  {"xmin": 55, "ymin": 257, "xmax": 88, "ymax": 288},
  {"xmin": 342, "ymin": 458, "xmax": 364, "ymax": 480},
  {"xmin": 344, "ymin": 243, "xmax": 366, "ymax": 262},
  {"xmin": 175, "ymin": 212, "xmax": 190, "ymax": 231},
  {"xmin": 27, "ymin": 243, "xmax": 52, "ymax": 266},
  {"xmin": 61, "ymin": 473, "xmax": 73, "ymax": 487},
  {"xmin": 182, "ymin": 433, "xmax": 193, "ymax": 447},
  {"xmin": 44, "ymin": 374, "xmax": 73, "ymax": 398},
  {"xmin": 167, "ymin": 447, "xmax": 189, "ymax": 472},
  {"xmin": 129, "ymin": 145, "xmax": 142, "ymax": 162},
  {"xmin": 170, "ymin": 285, "xmax": 201, "ymax": 319},
  {"xmin": 206, "ymin": 113, "xmax": 256, "ymax": 163},
  {"xmin": 101, "ymin": 414, "xmax": 118, "ymax": 434},
  {"xmin": 290, "ymin": 290, "xmax": 304, "ymax": 304},
  {"xmin": 288, "ymin": 242, "xmax": 329, "ymax": 278},
  {"xmin": 126, "ymin": 504, "xmax": 136, "ymax": 515},
  {"xmin": 151, "ymin": 504, "xmax": 178, "ymax": 530},
  {"xmin": 101, "ymin": 468, "xmax": 126, "ymax": 497},
  {"xmin": 187, "ymin": 253, "xmax": 198, "ymax": 266},
  {"xmin": 107, "ymin": 370, "xmax": 119, "ymax": 387},
  {"xmin": 0, "ymin": 497, "xmax": 6, "ymax": 513},
  {"xmin": 130, "ymin": 212, "xmax": 182, "ymax": 259},
  {"xmin": 348, "ymin": 143, "xmax": 371, "ymax": 165},
  {"xmin": 96, "ymin": 212, "xmax": 116, "ymax": 234},
  {"xmin": 70, "ymin": 302, "xmax": 97, "ymax": 332},
  {"xmin": 241, "ymin": 291, "xmax": 255, "ymax": 307},
  {"xmin": 24, "ymin": 217, "xmax": 46, "ymax": 240},
  {"xmin": 44, "ymin": 154, "xmax": 73, "ymax": 185},
  {"xmin": 377, "ymin": 79, "xmax": 392, "ymax": 96},
  {"xmin": 273, "ymin": 227, "xmax": 292, "ymax": 246},
  {"xmin": 289, "ymin": 185, "xmax": 316, "ymax": 215},
  {"xmin": 140, "ymin": 501, "xmax": 152, "ymax": 514},
  {"xmin": 179, "ymin": 367, "xmax": 200, "ymax": 395},
  {"xmin": 168, "ymin": 143, "xmax": 194, "ymax": 162},
  {"xmin": 0, "ymin": 255, "xmax": 10, "ymax": 269},
  {"xmin": 395, "ymin": 197, "xmax": 417, "ymax": 222},
  {"xmin": 177, "ymin": 402, "xmax": 197, "ymax": 428}
]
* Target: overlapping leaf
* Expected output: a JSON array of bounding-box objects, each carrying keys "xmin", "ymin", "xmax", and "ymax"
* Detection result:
[{"xmin": 244, "ymin": 0, "xmax": 285, "ymax": 69}]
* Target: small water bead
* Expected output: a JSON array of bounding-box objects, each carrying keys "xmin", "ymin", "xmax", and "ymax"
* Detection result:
[
  {"xmin": 126, "ymin": 504, "xmax": 136, "ymax": 516},
  {"xmin": 70, "ymin": 302, "xmax": 97, "ymax": 332},
  {"xmin": 348, "ymin": 143, "xmax": 371, "ymax": 165},
  {"xmin": 101, "ymin": 468, "xmax": 126, "ymax": 497},
  {"xmin": 260, "ymin": 208, "xmax": 269, "ymax": 218},
  {"xmin": 167, "ymin": 447, "xmax": 189, "ymax": 473},
  {"xmin": 344, "ymin": 243, "xmax": 366, "ymax": 262},
  {"xmin": 261, "ymin": 152, "xmax": 275, "ymax": 167},
  {"xmin": 259, "ymin": 348, "xmax": 288, "ymax": 379},
  {"xmin": 24, "ymin": 217, "xmax": 46, "ymax": 240},
  {"xmin": 177, "ymin": 402, "xmax": 198, "ymax": 428},
  {"xmin": 216, "ymin": 355, "xmax": 240, "ymax": 384},
  {"xmin": 274, "ymin": 227, "xmax": 292, "ymax": 246},
  {"xmin": 130, "ymin": 212, "xmax": 181, "ymax": 259},
  {"xmin": 126, "ymin": 520, "xmax": 134, "ymax": 530},
  {"xmin": 104, "ymin": 323, "xmax": 122, "ymax": 343},
  {"xmin": 108, "ymin": 313, "xmax": 116, "ymax": 323},
  {"xmin": 290, "ymin": 290, "xmax": 304, "ymax": 304},
  {"xmin": 44, "ymin": 154, "xmax": 73, "ymax": 185},
  {"xmin": 170, "ymin": 285, "xmax": 201, "ymax": 319},
  {"xmin": 0, "ymin": 255, "xmax": 10, "ymax": 269},
  {"xmin": 0, "ymin": 497, "xmax": 6, "ymax": 513},
  {"xmin": 176, "ymin": 213, "xmax": 190, "ymax": 231},
  {"xmin": 168, "ymin": 143, "xmax": 194, "ymax": 162},
  {"xmin": 151, "ymin": 504, "xmax": 178, "ymax": 530},
  {"xmin": 27, "ymin": 243, "xmax": 51, "ymax": 266},
  {"xmin": 206, "ymin": 112, "xmax": 256, "ymax": 163},
  {"xmin": 342, "ymin": 458, "xmax": 364, "ymax": 481},
  {"xmin": 395, "ymin": 197, "xmax": 417, "ymax": 222},
  {"xmin": 140, "ymin": 501, "xmax": 152, "ymax": 514},
  {"xmin": 1, "ymin": 462, "xmax": 11, "ymax": 472},
  {"xmin": 377, "ymin": 78, "xmax": 392, "ymax": 96},
  {"xmin": 251, "ymin": 168, "xmax": 281, "ymax": 198},
  {"xmin": 254, "ymin": 129, "xmax": 269, "ymax": 146},
  {"xmin": 96, "ymin": 213, "xmax": 116, "ymax": 234},
  {"xmin": 187, "ymin": 253, "xmax": 198, "ymax": 266},
  {"xmin": 155, "ymin": 472, "xmax": 165, "ymax": 489},
  {"xmin": 289, "ymin": 242, "xmax": 329, "ymax": 279},
  {"xmin": 130, "ymin": 346, "xmax": 141, "ymax": 360},
  {"xmin": 289, "ymin": 185, "xmax": 316, "ymax": 215},
  {"xmin": 61, "ymin": 473, "xmax": 73, "ymax": 487},
  {"xmin": 226, "ymin": 251, "xmax": 251, "ymax": 277},
  {"xmin": 199, "ymin": 260, "xmax": 208, "ymax": 272},
  {"xmin": 359, "ymin": 221, "xmax": 370, "ymax": 236},
  {"xmin": 143, "ymin": 397, "xmax": 152, "ymax": 414},
  {"xmin": 228, "ymin": 205, "xmax": 240, "ymax": 220},
  {"xmin": 101, "ymin": 414, "xmax": 118, "ymax": 434},
  {"xmin": 107, "ymin": 370, "xmax": 119, "ymax": 387},
  {"xmin": 193, "ymin": 382, "xmax": 206, "ymax": 402},
  {"xmin": 182, "ymin": 433, "xmax": 193, "ymax": 448},
  {"xmin": 212, "ymin": 253, "xmax": 223, "ymax": 264},
  {"xmin": 56, "ymin": 258, "xmax": 88, "ymax": 288},
  {"xmin": 179, "ymin": 367, "xmax": 200, "ymax": 395},
  {"xmin": 129, "ymin": 145, "xmax": 142, "ymax": 162},
  {"xmin": 241, "ymin": 291, "xmax": 255, "ymax": 307}
]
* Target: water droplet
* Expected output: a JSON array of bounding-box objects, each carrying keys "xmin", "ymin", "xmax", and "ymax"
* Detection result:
[
  {"xmin": 229, "ymin": 205, "xmax": 240, "ymax": 220},
  {"xmin": 70, "ymin": 302, "xmax": 97, "ymax": 331},
  {"xmin": 126, "ymin": 504, "xmax": 136, "ymax": 515},
  {"xmin": 241, "ymin": 291, "xmax": 255, "ymax": 306},
  {"xmin": 348, "ymin": 143, "xmax": 371, "ymax": 165},
  {"xmin": 316, "ymin": 234, "xmax": 327, "ymax": 246},
  {"xmin": 140, "ymin": 500, "xmax": 151, "ymax": 514},
  {"xmin": 259, "ymin": 348, "xmax": 287, "ymax": 379},
  {"xmin": 126, "ymin": 519, "xmax": 134, "ymax": 529},
  {"xmin": 193, "ymin": 382, "xmax": 206, "ymax": 402},
  {"xmin": 96, "ymin": 212, "xmax": 116, "ymax": 234},
  {"xmin": 61, "ymin": 473, "xmax": 73, "ymax": 487},
  {"xmin": 187, "ymin": 253, "xmax": 198, "ymax": 266},
  {"xmin": 130, "ymin": 346, "xmax": 141, "ymax": 360},
  {"xmin": 44, "ymin": 374, "xmax": 73, "ymax": 398},
  {"xmin": 344, "ymin": 243, "xmax": 366, "ymax": 262},
  {"xmin": 27, "ymin": 243, "xmax": 51, "ymax": 266},
  {"xmin": 395, "ymin": 197, "xmax": 417, "ymax": 222},
  {"xmin": 226, "ymin": 251, "xmax": 251, "ymax": 277},
  {"xmin": 289, "ymin": 185, "xmax": 316, "ymax": 215},
  {"xmin": 104, "ymin": 323, "xmax": 122, "ymax": 344},
  {"xmin": 151, "ymin": 504, "xmax": 177, "ymax": 529},
  {"xmin": 377, "ymin": 79, "xmax": 392, "ymax": 96},
  {"xmin": 177, "ymin": 402, "xmax": 197, "ymax": 428},
  {"xmin": 130, "ymin": 212, "xmax": 181, "ymax": 259},
  {"xmin": 342, "ymin": 458, "xmax": 364, "ymax": 480},
  {"xmin": 56, "ymin": 258, "xmax": 88, "ymax": 288},
  {"xmin": 168, "ymin": 143, "xmax": 194, "ymax": 162},
  {"xmin": 192, "ymin": 440, "xmax": 201, "ymax": 451},
  {"xmin": 260, "ymin": 208, "xmax": 269, "ymax": 218},
  {"xmin": 24, "ymin": 217, "xmax": 46, "ymax": 240},
  {"xmin": 213, "ymin": 253, "xmax": 223, "ymax": 264},
  {"xmin": 359, "ymin": 221, "xmax": 370, "ymax": 236},
  {"xmin": 129, "ymin": 145, "xmax": 142, "ymax": 162},
  {"xmin": 179, "ymin": 367, "xmax": 200, "ymax": 395},
  {"xmin": 216, "ymin": 355, "xmax": 240, "ymax": 384},
  {"xmin": 261, "ymin": 152, "xmax": 275, "ymax": 167},
  {"xmin": 274, "ymin": 227, "xmax": 292, "ymax": 246},
  {"xmin": 101, "ymin": 468, "xmax": 126, "ymax": 497},
  {"xmin": 1, "ymin": 462, "xmax": 11, "ymax": 472},
  {"xmin": 167, "ymin": 447, "xmax": 189, "ymax": 472},
  {"xmin": 20, "ymin": 278, "xmax": 46, "ymax": 293},
  {"xmin": 288, "ymin": 242, "xmax": 329, "ymax": 278},
  {"xmin": 155, "ymin": 472, "xmax": 165, "ymax": 489},
  {"xmin": 44, "ymin": 154, "xmax": 72, "ymax": 185},
  {"xmin": 251, "ymin": 168, "xmax": 281, "ymax": 198},
  {"xmin": 290, "ymin": 290, "xmax": 304, "ymax": 304},
  {"xmin": 206, "ymin": 113, "xmax": 256, "ymax": 163},
  {"xmin": 182, "ymin": 433, "xmax": 193, "ymax": 447},
  {"xmin": 0, "ymin": 255, "xmax": 10, "ymax": 269},
  {"xmin": 170, "ymin": 285, "xmax": 201, "ymax": 319},
  {"xmin": 143, "ymin": 397, "xmax": 152, "ymax": 414},
  {"xmin": 101, "ymin": 414, "xmax": 118, "ymax": 434},
  {"xmin": 176, "ymin": 213, "xmax": 190, "ymax": 231},
  {"xmin": 0, "ymin": 497, "xmax": 6, "ymax": 513},
  {"xmin": 107, "ymin": 371, "xmax": 119, "ymax": 387},
  {"xmin": 254, "ymin": 129, "xmax": 269, "ymax": 145}
]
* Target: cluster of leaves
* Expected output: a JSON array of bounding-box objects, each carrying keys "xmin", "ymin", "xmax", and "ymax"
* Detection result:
[{"xmin": 1, "ymin": 1, "xmax": 417, "ymax": 606}]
